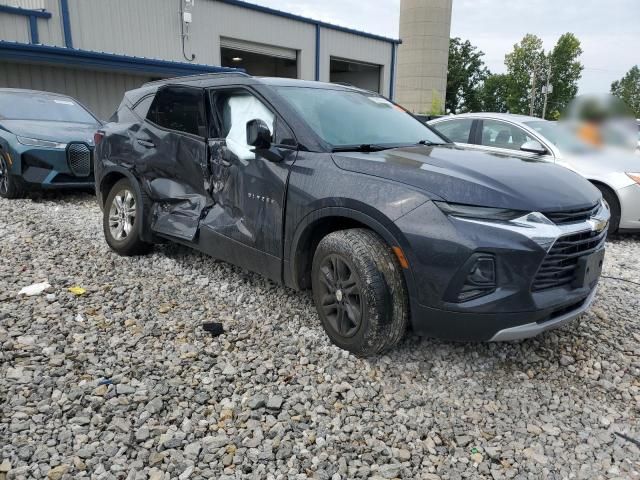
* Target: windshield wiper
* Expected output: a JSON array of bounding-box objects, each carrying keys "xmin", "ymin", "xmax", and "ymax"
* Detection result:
[
  {"xmin": 417, "ymin": 140, "xmax": 450, "ymax": 146},
  {"xmin": 332, "ymin": 144, "xmax": 394, "ymax": 152}
]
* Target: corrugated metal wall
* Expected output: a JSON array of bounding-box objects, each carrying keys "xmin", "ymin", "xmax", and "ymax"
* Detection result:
[
  {"xmin": 0, "ymin": 61, "xmax": 151, "ymax": 119},
  {"xmin": 1, "ymin": 0, "xmax": 66, "ymax": 46},
  {"xmin": 65, "ymin": 0, "xmax": 318, "ymax": 80},
  {"xmin": 0, "ymin": 12, "xmax": 31, "ymax": 43}
]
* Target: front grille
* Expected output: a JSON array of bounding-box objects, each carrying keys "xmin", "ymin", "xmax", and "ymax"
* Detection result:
[
  {"xmin": 543, "ymin": 203, "xmax": 600, "ymax": 225},
  {"xmin": 67, "ymin": 143, "xmax": 91, "ymax": 177},
  {"xmin": 532, "ymin": 228, "xmax": 607, "ymax": 291}
]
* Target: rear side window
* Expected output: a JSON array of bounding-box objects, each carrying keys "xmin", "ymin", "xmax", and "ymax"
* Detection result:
[
  {"xmin": 147, "ymin": 86, "xmax": 207, "ymax": 137},
  {"xmin": 431, "ymin": 119, "xmax": 473, "ymax": 143}
]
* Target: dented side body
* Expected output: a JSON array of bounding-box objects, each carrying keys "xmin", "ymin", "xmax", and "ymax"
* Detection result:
[{"xmin": 95, "ymin": 74, "xmax": 605, "ymax": 342}]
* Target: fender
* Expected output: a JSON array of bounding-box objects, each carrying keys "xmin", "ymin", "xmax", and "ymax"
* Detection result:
[{"xmin": 286, "ymin": 205, "xmax": 418, "ymax": 300}]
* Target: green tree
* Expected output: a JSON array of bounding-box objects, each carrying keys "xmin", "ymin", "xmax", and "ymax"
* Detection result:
[
  {"xmin": 480, "ymin": 74, "xmax": 510, "ymax": 112},
  {"xmin": 446, "ymin": 38, "xmax": 489, "ymax": 113},
  {"xmin": 503, "ymin": 34, "xmax": 546, "ymax": 114},
  {"xmin": 547, "ymin": 33, "xmax": 583, "ymax": 118},
  {"xmin": 611, "ymin": 65, "xmax": 640, "ymax": 116}
]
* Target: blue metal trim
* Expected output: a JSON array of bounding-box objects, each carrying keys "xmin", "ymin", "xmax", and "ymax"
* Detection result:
[
  {"xmin": 0, "ymin": 41, "xmax": 242, "ymax": 76},
  {"xmin": 315, "ymin": 24, "xmax": 320, "ymax": 81},
  {"xmin": 0, "ymin": 5, "xmax": 51, "ymax": 18},
  {"xmin": 389, "ymin": 43, "xmax": 396, "ymax": 100},
  {"xmin": 216, "ymin": 0, "xmax": 401, "ymax": 45},
  {"xmin": 28, "ymin": 15, "xmax": 38, "ymax": 44},
  {"xmin": 59, "ymin": 0, "xmax": 73, "ymax": 49}
]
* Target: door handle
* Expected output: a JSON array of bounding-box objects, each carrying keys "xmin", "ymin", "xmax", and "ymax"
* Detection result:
[{"xmin": 136, "ymin": 138, "xmax": 155, "ymax": 148}]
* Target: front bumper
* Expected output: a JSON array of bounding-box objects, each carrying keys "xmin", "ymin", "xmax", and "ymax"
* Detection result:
[
  {"xmin": 395, "ymin": 201, "xmax": 608, "ymax": 341},
  {"xmin": 489, "ymin": 287, "xmax": 597, "ymax": 341},
  {"xmin": 9, "ymin": 144, "xmax": 94, "ymax": 189}
]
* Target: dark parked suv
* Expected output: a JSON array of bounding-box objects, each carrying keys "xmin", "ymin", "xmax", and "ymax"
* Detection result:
[{"xmin": 95, "ymin": 73, "xmax": 609, "ymax": 355}]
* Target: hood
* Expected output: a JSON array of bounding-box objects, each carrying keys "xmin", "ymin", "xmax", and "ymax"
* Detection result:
[
  {"xmin": 332, "ymin": 145, "xmax": 601, "ymax": 212},
  {"xmin": 0, "ymin": 120, "xmax": 99, "ymax": 144}
]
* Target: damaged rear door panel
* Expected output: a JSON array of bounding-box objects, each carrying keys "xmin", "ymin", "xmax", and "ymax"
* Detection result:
[{"xmin": 139, "ymin": 85, "xmax": 211, "ymax": 241}]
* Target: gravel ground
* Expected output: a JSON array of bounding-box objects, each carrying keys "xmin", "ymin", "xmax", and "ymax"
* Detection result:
[{"xmin": 0, "ymin": 192, "xmax": 639, "ymax": 480}]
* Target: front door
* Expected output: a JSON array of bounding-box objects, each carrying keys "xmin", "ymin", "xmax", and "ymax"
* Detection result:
[
  {"xmin": 199, "ymin": 87, "xmax": 297, "ymax": 281},
  {"xmin": 138, "ymin": 85, "xmax": 210, "ymax": 241}
]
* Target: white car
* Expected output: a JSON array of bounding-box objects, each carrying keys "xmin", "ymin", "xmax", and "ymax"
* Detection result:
[{"xmin": 428, "ymin": 113, "xmax": 640, "ymax": 233}]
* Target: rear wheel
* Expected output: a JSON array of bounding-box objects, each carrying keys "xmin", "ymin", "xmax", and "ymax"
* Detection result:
[
  {"xmin": 594, "ymin": 184, "xmax": 620, "ymax": 234},
  {"xmin": 103, "ymin": 178, "xmax": 151, "ymax": 255},
  {"xmin": 0, "ymin": 154, "xmax": 24, "ymax": 199},
  {"xmin": 311, "ymin": 228, "xmax": 409, "ymax": 356}
]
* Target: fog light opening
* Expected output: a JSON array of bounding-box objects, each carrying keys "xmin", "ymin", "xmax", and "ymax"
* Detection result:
[{"xmin": 458, "ymin": 256, "xmax": 496, "ymax": 302}]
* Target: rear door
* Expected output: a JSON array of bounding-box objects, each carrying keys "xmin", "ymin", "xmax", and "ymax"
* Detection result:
[{"xmin": 137, "ymin": 85, "xmax": 210, "ymax": 241}]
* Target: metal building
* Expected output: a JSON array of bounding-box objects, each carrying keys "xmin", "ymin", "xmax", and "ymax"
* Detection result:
[{"xmin": 0, "ymin": 0, "xmax": 400, "ymax": 119}]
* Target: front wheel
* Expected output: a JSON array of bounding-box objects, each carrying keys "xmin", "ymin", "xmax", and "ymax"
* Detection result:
[
  {"xmin": 103, "ymin": 178, "xmax": 151, "ymax": 256},
  {"xmin": 594, "ymin": 184, "xmax": 620, "ymax": 234},
  {"xmin": 311, "ymin": 229, "xmax": 409, "ymax": 356},
  {"xmin": 0, "ymin": 153, "xmax": 24, "ymax": 199}
]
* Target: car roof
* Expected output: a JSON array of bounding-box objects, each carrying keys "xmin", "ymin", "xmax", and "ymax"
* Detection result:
[
  {"xmin": 434, "ymin": 112, "xmax": 542, "ymax": 123},
  {"xmin": 141, "ymin": 73, "xmax": 370, "ymax": 93}
]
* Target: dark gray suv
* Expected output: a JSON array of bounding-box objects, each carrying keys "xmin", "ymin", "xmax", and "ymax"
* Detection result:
[{"xmin": 94, "ymin": 73, "xmax": 609, "ymax": 355}]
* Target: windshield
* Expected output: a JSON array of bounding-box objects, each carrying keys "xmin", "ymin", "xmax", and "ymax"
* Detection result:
[
  {"xmin": 275, "ymin": 86, "xmax": 446, "ymax": 148},
  {"xmin": 523, "ymin": 120, "xmax": 594, "ymax": 154},
  {"xmin": 0, "ymin": 92, "xmax": 97, "ymax": 123}
]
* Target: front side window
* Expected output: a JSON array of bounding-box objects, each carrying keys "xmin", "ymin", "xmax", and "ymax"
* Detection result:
[
  {"xmin": 0, "ymin": 92, "xmax": 97, "ymax": 124},
  {"xmin": 480, "ymin": 119, "xmax": 534, "ymax": 151},
  {"xmin": 523, "ymin": 120, "xmax": 593, "ymax": 154},
  {"xmin": 274, "ymin": 86, "xmax": 446, "ymax": 148},
  {"xmin": 211, "ymin": 90, "xmax": 286, "ymax": 161},
  {"xmin": 147, "ymin": 86, "xmax": 207, "ymax": 137},
  {"xmin": 431, "ymin": 119, "xmax": 474, "ymax": 143}
]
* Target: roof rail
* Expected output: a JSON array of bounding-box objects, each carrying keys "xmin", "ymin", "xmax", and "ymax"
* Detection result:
[{"xmin": 142, "ymin": 71, "xmax": 250, "ymax": 87}]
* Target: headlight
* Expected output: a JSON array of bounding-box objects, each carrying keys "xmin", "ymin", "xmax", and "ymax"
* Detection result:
[
  {"xmin": 626, "ymin": 172, "xmax": 640, "ymax": 185},
  {"xmin": 16, "ymin": 136, "xmax": 67, "ymax": 149},
  {"xmin": 434, "ymin": 201, "xmax": 526, "ymax": 221}
]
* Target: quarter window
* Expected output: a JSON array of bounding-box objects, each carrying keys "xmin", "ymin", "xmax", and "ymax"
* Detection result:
[
  {"xmin": 147, "ymin": 86, "xmax": 207, "ymax": 137},
  {"xmin": 431, "ymin": 119, "xmax": 473, "ymax": 143},
  {"xmin": 480, "ymin": 119, "xmax": 534, "ymax": 151},
  {"xmin": 133, "ymin": 96, "xmax": 154, "ymax": 119}
]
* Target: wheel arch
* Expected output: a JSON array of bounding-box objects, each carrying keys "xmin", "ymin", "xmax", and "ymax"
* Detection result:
[{"xmin": 286, "ymin": 206, "xmax": 416, "ymax": 299}]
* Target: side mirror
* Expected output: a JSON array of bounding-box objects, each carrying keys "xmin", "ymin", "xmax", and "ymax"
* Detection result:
[
  {"xmin": 520, "ymin": 140, "xmax": 547, "ymax": 155},
  {"xmin": 246, "ymin": 119, "xmax": 272, "ymax": 150}
]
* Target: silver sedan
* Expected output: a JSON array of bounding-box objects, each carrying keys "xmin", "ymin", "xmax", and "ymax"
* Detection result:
[{"xmin": 428, "ymin": 113, "xmax": 640, "ymax": 233}]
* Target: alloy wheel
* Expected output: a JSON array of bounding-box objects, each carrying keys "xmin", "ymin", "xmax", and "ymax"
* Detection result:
[
  {"xmin": 108, "ymin": 189, "xmax": 136, "ymax": 241},
  {"xmin": 317, "ymin": 254, "xmax": 364, "ymax": 338}
]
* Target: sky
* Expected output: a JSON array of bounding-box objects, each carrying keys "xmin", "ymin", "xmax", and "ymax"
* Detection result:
[{"xmin": 245, "ymin": 0, "xmax": 640, "ymax": 94}]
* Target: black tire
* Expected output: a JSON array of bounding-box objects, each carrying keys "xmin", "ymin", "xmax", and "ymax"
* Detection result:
[
  {"xmin": 594, "ymin": 184, "xmax": 620, "ymax": 234},
  {"xmin": 0, "ymin": 153, "xmax": 24, "ymax": 199},
  {"xmin": 311, "ymin": 228, "xmax": 409, "ymax": 356},
  {"xmin": 103, "ymin": 178, "xmax": 152, "ymax": 256}
]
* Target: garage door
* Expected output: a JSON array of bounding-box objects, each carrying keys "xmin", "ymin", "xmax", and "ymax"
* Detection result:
[{"xmin": 220, "ymin": 37, "xmax": 297, "ymax": 60}]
